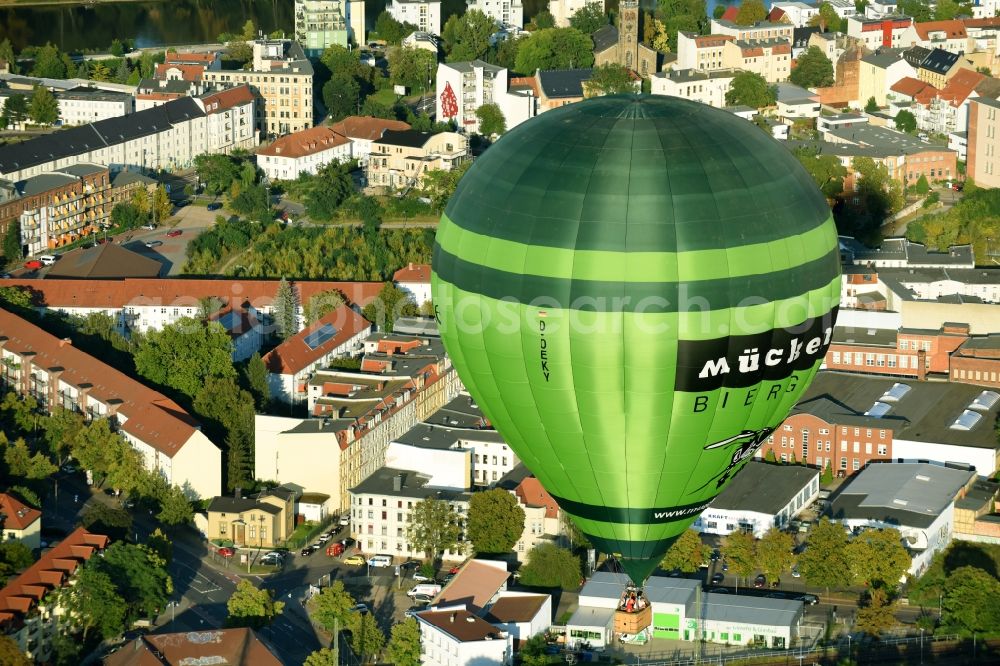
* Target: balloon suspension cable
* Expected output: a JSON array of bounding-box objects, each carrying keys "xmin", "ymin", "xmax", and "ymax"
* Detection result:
[{"xmin": 618, "ymin": 584, "xmax": 648, "ymax": 614}]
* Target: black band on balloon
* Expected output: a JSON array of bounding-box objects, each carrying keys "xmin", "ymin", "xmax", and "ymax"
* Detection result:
[{"xmin": 549, "ymin": 494, "xmax": 718, "ymax": 525}]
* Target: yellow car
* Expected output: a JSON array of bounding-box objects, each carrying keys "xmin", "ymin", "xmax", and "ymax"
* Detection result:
[{"xmin": 343, "ymin": 555, "xmax": 366, "ymax": 566}]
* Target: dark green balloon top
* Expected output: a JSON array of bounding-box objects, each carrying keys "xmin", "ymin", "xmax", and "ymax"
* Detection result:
[{"xmin": 443, "ymin": 94, "xmax": 831, "ymax": 254}]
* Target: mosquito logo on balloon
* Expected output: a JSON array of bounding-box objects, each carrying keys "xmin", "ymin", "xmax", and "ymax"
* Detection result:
[{"xmin": 693, "ymin": 426, "xmax": 777, "ymax": 493}]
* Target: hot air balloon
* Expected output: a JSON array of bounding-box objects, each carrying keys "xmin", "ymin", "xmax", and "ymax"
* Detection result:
[{"xmin": 431, "ymin": 95, "xmax": 840, "ymax": 589}]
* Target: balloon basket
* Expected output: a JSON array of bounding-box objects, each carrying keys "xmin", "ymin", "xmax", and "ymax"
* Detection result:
[{"xmin": 613, "ymin": 603, "xmax": 651, "ymax": 635}]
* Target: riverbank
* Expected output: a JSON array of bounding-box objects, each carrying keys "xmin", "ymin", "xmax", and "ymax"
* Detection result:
[{"xmin": 0, "ymin": 0, "xmax": 163, "ymax": 6}]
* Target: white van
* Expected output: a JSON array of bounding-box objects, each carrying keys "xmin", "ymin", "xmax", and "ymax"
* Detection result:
[
  {"xmin": 367, "ymin": 554, "xmax": 393, "ymax": 568},
  {"xmin": 407, "ymin": 583, "xmax": 442, "ymax": 598},
  {"xmin": 39, "ymin": 255, "xmax": 57, "ymax": 266}
]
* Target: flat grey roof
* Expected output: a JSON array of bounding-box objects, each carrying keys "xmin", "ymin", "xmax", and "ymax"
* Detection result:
[
  {"xmin": 566, "ymin": 605, "xmax": 616, "ymax": 628},
  {"xmin": 349, "ymin": 466, "xmax": 471, "ymax": 501},
  {"xmin": 827, "ymin": 124, "xmax": 955, "ymax": 156},
  {"xmin": 425, "ymin": 393, "xmax": 488, "ymax": 428},
  {"xmin": 832, "ymin": 326, "xmax": 898, "ymax": 347},
  {"xmin": 710, "ymin": 461, "xmax": 817, "ymax": 514},
  {"xmin": 395, "ymin": 422, "xmax": 505, "ymax": 451},
  {"xmin": 704, "ymin": 594, "xmax": 803, "ymax": 626}
]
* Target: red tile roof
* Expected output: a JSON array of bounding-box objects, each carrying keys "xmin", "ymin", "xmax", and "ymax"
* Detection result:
[
  {"xmin": 0, "ymin": 527, "xmax": 107, "ymax": 628},
  {"xmin": 484, "ymin": 594, "xmax": 549, "ymax": 624},
  {"xmin": 2, "ymin": 277, "xmax": 384, "ymax": 312},
  {"xmin": 262, "ymin": 304, "xmax": 372, "ymax": 375},
  {"xmin": 328, "ymin": 116, "xmax": 412, "ymax": 141},
  {"xmin": 767, "ymin": 7, "xmax": 786, "ymax": 22},
  {"xmin": 914, "ymin": 20, "xmax": 967, "ymax": 40},
  {"xmin": 257, "ymin": 126, "xmax": 351, "ymax": 158},
  {"xmin": 938, "ymin": 68, "xmax": 986, "ymax": 107},
  {"xmin": 694, "ymin": 35, "xmax": 734, "ymax": 47},
  {"xmin": 393, "ymin": 262, "xmax": 431, "ymax": 284},
  {"xmin": 200, "ymin": 85, "xmax": 254, "ymax": 114},
  {"xmin": 509, "ymin": 77, "xmax": 540, "ymax": 97},
  {"xmin": 0, "ymin": 494, "xmax": 40, "ymax": 530},
  {"xmin": 962, "ymin": 16, "xmax": 1000, "ymax": 28},
  {"xmin": 514, "ymin": 477, "xmax": 559, "ymax": 520},
  {"xmin": 106, "ymin": 628, "xmax": 282, "ymax": 666},
  {"xmin": 166, "ymin": 52, "xmax": 220, "ymax": 65},
  {"xmin": 155, "ymin": 62, "xmax": 205, "ymax": 82},
  {"xmin": 891, "ymin": 76, "xmax": 938, "ymax": 101},
  {"xmin": 0, "ymin": 308, "xmax": 203, "ymax": 458},
  {"xmin": 436, "ymin": 560, "xmax": 509, "ymax": 612}
]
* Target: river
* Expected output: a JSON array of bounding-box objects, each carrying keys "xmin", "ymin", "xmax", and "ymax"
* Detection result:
[{"xmin": 0, "ymin": 0, "xmax": 756, "ymax": 53}]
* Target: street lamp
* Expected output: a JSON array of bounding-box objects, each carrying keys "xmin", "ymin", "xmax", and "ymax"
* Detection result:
[
  {"xmin": 169, "ymin": 600, "xmax": 179, "ymax": 625},
  {"xmin": 920, "ymin": 627, "xmax": 924, "ymax": 664}
]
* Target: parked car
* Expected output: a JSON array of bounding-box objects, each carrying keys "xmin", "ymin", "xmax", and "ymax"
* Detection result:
[
  {"xmin": 24, "ymin": 260, "xmax": 42, "ymax": 270},
  {"xmin": 339, "ymin": 515, "xmax": 350, "ymax": 526},
  {"xmin": 798, "ymin": 594, "xmax": 819, "ymax": 605},
  {"xmin": 753, "ymin": 574, "xmax": 767, "ymax": 588},
  {"xmin": 261, "ymin": 552, "xmax": 283, "ymax": 566},
  {"xmin": 218, "ymin": 547, "xmax": 236, "ymax": 558},
  {"xmin": 721, "ymin": 561, "xmax": 729, "ymax": 572},
  {"xmin": 142, "ymin": 223, "xmax": 157, "ymax": 230},
  {"xmin": 413, "ymin": 572, "xmax": 433, "ymax": 582},
  {"xmin": 400, "ymin": 559, "xmax": 421, "ymax": 569},
  {"xmin": 410, "ymin": 593, "xmax": 435, "ymax": 603},
  {"xmin": 166, "ymin": 229, "xmax": 182, "ymax": 237},
  {"xmin": 145, "ymin": 240, "xmax": 162, "ymax": 248},
  {"xmin": 708, "ymin": 587, "xmax": 729, "ymax": 594},
  {"xmin": 317, "ymin": 534, "xmax": 331, "ymax": 544},
  {"xmin": 39, "ymin": 254, "xmax": 57, "ymax": 266},
  {"xmin": 326, "ymin": 543, "xmax": 345, "ymax": 557},
  {"xmin": 404, "ymin": 607, "xmax": 423, "ymax": 618},
  {"xmin": 791, "ymin": 566, "xmax": 801, "ymax": 578},
  {"xmin": 710, "ymin": 572, "xmax": 724, "ymax": 584},
  {"xmin": 351, "ymin": 603, "xmax": 370, "ymax": 614},
  {"xmin": 710, "ymin": 549, "xmax": 721, "ymax": 561},
  {"xmin": 343, "ymin": 554, "xmax": 366, "ymax": 566},
  {"xmin": 207, "ymin": 202, "xmax": 222, "ymax": 211},
  {"xmin": 300, "ymin": 545, "xmax": 318, "ymax": 556},
  {"xmin": 61, "ymin": 464, "xmax": 76, "ymax": 474},
  {"xmin": 448, "ymin": 566, "xmax": 461, "ymax": 575}
]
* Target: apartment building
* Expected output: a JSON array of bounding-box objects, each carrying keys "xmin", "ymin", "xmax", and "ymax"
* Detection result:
[
  {"xmin": 0, "ymin": 89, "xmax": 256, "ymax": 183},
  {"xmin": 722, "ymin": 38, "xmax": 792, "ymax": 83},
  {"xmin": 847, "ymin": 15, "xmax": 914, "ymax": 50},
  {"xmin": 905, "ymin": 19, "xmax": 969, "ymax": 52},
  {"xmin": 819, "ymin": 123, "xmax": 957, "ymax": 185},
  {"xmin": 0, "ymin": 528, "xmax": 108, "ymax": 663},
  {"xmin": 710, "ymin": 18, "xmax": 794, "ymax": 42},
  {"xmin": 824, "ymin": 322, "xmax": 969, "ymax": 378},
  {"xmin": 57, "ymin": 87, "xmax": 134, "ymax": 126},
  {"xmin": 256, "ymin": 126, "xmax": 353, "ymax": 181},
  {"xmin": 18, "ymin": 163, "xmax": 110, "ymax": 256},
  {"xmin": 650, "ymin": 68, "xmax": 737, "ymax": 108},
  {"xmin": 770, "ymin": 1, "xmax": 818, "ymax": 27},
  {"xmin": 435, "ymin": 60, "xmax": 536, "ymax": 134},
  {"xmin": 202, "ymin": 39, "xmax": 313, "ymax": 137},
  {"xmin": 295, "ymin": 0, "xmax": 365, "ymax": 55},
  {"xmin": 676, "ymin": 32, "xmax": 733, "ymax": 71},
  {"xmin": 465, "ymin": 0, "xmax": 523, "ymax": 27},
  {"xmin": 0, "ymin": 493, "xmax": 41, "ymax": 550},
  {"xmin": 967, "ymin": 95, "xmax": 1000, "ymax": 186},
  {"xmin": 328, "ymin": 115, "xmax": 412, "ymax": 165},
  {"xmin": 366, "ymin": 129, "xmax": 467, "ymax": 191},
  {"xmin": 388, "ymin": 0, "xmax": 443, "ymax": 36},
  {"xmin": 917, "ymin": 48, "xmax": 966, "ymax": 88},
  {"xmin": 550, "ymin": 0, "xmax": 602, "ymax": 27},
  {"xmin": 859, "ymin": 51, "xmax": 917, "ymax": 107},
  {"xmin": 0, "ymin": 308, "xmax": 222, "ymax": 497}
]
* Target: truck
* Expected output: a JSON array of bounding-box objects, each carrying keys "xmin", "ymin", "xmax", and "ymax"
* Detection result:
[{"xmin": 326, "ymin": 542, "xmax": 345, "ymax": 557}]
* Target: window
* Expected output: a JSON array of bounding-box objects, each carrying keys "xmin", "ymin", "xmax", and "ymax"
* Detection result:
[
  {"xmin": 865, "ymin": 442, "xmax": 872, "ymax": 454},
  {"xmin": 825, "ymin": 441, "xmax": 831, "ymax": 451},
  {"xmin": 381, "ymin": 511, "xmax": 387, "ymax": 520},
  {"xmin": 840, "ymin": 441, "xmax": 847, "ymax": 451},
  {"xmin": 843, "ymin": 352, "xmax": 853, "ymax": 364},
  {"xmin": 219, "ymin": 521, "xmax": 227, "ymax": 535},
  {"xmin": 840, "ymin": 457, "xmax": 848, "ymax": 469},
  {"xmin": 853, "ymin": 458, "xmax": 860, "ymax": 470},
  {"xmin": 260, "ymin": 527, "xmax": 266, "ymax": 542},
  {"xmin": 367, "ymin": 510, "xmax": 373, "ymax": 519},
  {"xmin": 853, "ymin": 442, "xmax": 860, "ymax": 453},
  {"xmin": 832, "ymin": 351, "xmax": 841, "ymax": 363},
  {"xmin": 878, "ymin": 444, "xmax": 888, "ymax": 455}
]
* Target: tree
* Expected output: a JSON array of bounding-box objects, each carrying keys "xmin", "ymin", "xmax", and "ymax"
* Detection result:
[
  {"xmin": 2, "ymin": 218, "xmax": 21, "ymax": 262},
  {"xmin": 375, "ymin": 11, "xmax": 417, "ymax": 44},
  {"xmin": 323, "ymin": 73, "xmax": 361, "ymax": 123},
  {"xmin": 304, "ymin": 648, "xmax": 339, "ymax": 666},
  {"xmin": 350, "ymin": 611, "xmax": 386, "ymax": 663},
  {"xmin": 0, "ymin": 39, "xmax": 18, "ymax": 75},
  {"xmin": 519, "ymin": 543, "xmax": 581, "ymax": 589},
  {"xmin": 915, "ymin": 174, "xmax": 930, "ymax": 194},
  {"xmin": 852, "ymin": 156, "xmax": 904, "ymax": 229},
  {"xmin": 809, "ymin": 2, "xmax": 842, "ymax": 31},
  {"xmin": 407, "ymin": 497, "xmax": 462, "ymax": 560},
  {"xmin": 532, "ymin": 10, "xmax": 556, "ymax": 29},
  {"xmin": 304, "ymin": 165, "xmax": 354, "ymax": 220},
  {"xmin": 386, "ymin": 617, "xmax": 422, "ymax": 666},
  {"xmin": 570, "ymin": 3, "xmax": 608, "ymax": 34},
  {"xmin": 736, "ymin": 0, "xmax": 767, "ymax": 25},
  {"xmin": 109, "ymin": 38, "xmax": 125, "ymax": 57},
  {"xmin": 855, "ymin": 587, "xmax": 898, "ymax": 637},
  {"xmin": 1, "ymin": 93, "xmax": 27, "ymax": 129},
  {"xmin": 514, "ymin": 28, "xmax": 594, "ymax": 74},
  {"xmin": 821, "ymin": 461, "xmax": 834, "ymax": 484},
  {"xmin": 147, "ymin": 528, "xmax": 173, "ymax": 564},
  {"xmin": 303, "ymin": 290, "xmax": 345, "ymax": 325},
  {"xmin": 467, "ymin": 488, "xmax": 526, "ymax": 553},
  {"xmin": 793, "ymin": 146, "xmax": 848, "ymax": 201},
  {"xmin": 658, "ymin": 0, "xmax": 709, "ymax": 51},
  {"xmin": 27, "ymin": 85, "xmax": 58, "ymax": 125},
  {"xmin": 895, "ymin": 109, "xmax": 917, "ymax": 133},
  {"xmin": 387, "ymin": 46, "xmax": 437, "ymax": 92},
  {"xmin": 362, "ymin": 282, "xmax": 418, "ymax": 332},
  {"xmin": 725, "ymin": 71, "xmax": 776, "ymax": 108},
  {"xmin": 721, "ymin": 530, "xmax": 756, "ymax": 583},
  {"xmin": 443, "ymin": 10, "xmax": 496, "ymax": 62},
  {"xmin": 31, "ymin": 44, "xmax": 67, "ymax": 79},
  {"xmin": 135, "ymin": 318, "xmax": 237, "ymax": 397},
  {"xmin": 422, "ymin": 161, "xmax": 470, "ymax": 212},
  {"xmin": 0, "ymin": 542, "xmax": 34, "ymax": 585},
  {"xmin": 790, "ymin": 46, "xmax": 834, "ymax": 89},
  {"xmin": 82, "ymin": 503, "xmax": 133, "ymax": 541},
  {"xmin": 195, "ymin": 154, "xmax": 240, "ymax": 195},
  {"xmin": 157, "ymin": 483, "xmax": 194, "ymax": 525},
  {"xmin": 755, "ymin": 528, "xmax": 794, "ymax": 583},
  {"xmin": 193, "ymin": 376, "xmax": 255, "ymax": 490},
  {"xmin": 64, "ymin": 566, "xmax": 127, "ymax": 639},
  {"xmin": 243, "ymin": 351, "xmax": 271, "ymax": 409},
  {"xmin": 114, "ymin": 58, "xmax": 131, "ymax": 84},
  {"xmin": 865, "ymin": 96, "xmax": 879, "ymax": 113},
  {"xmin": 273, "ymin": 277, "xmax": 298, "ymax": 340},
  {"xmin": 226, "ymin": 579, "xmax": 285, "ymax": 629},
  {"xmin": 941, "ymin": 566, "xmax": 1000, "ymax": 635},
  {"xmin": 309, "ymin": 580, "xmax": 356, "ymax": 632},
  {"xmin": 110, "ymin": 202, "xmax": 144, "ymax": 230},
  {"xmin": 475, "ymin": 103, "xmax": 506, "ymax": 137},
  {"xmin": 95, "ymin": 542, "xmax": 172, "ymax": 623},
  {"xmin": 660, "ymin": 529, "xmax": 709, "ymax": 573},
  {"xmin": 846, "ymin": 528, "xmax": 910, "ymax": 589},
  {"xmin": 4, "ymin": 437, "xmax": 57, "ymax": 479},
  {"xmin": 586, "ymin": 63, "xmax": 635, "ymax": 96},
  {"xmin": 151, "ymin": 185, "xmax": 172, "ymax": 224},
  {"xmin": 0, "ymin": 635, "xmax": 29, "ymax": 666},
  {"xmin": 798, "ymin": 517, "xmax": 849, "ymax": 592}
]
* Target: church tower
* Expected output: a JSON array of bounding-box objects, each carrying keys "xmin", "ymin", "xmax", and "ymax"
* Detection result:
[{"xmin": 619, "ymin": 0, "xmax": 640, "ymax": 72}]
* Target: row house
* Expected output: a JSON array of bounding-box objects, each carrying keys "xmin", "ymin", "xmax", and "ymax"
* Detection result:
[
  {"xmin": 676, "ymin": 33, "xmax": 733, "ymax": 71},
  {"xmin": 367, "ymin": 129, "xmax": 468, "ymax": 192},
  {"xmin": 57, "ymin": 87, "xmax": 134, "ymax": 126},
  {"xmin": 0, "ymin": 528, "xmax": 108, "ymax": 663},
  {"xmin": 760, "ymin": 371, "xmax": 1000, "ymax": 477},
  {"xmin": 0, "ymin": 308, "xmax": 222, "ymax": 497},
  {"xmin": 18, "ymin": 163, "xmax": 111, "ymax": 255},
  {"xmin": 0, "ymin": 87, "xmax": 256, "ymax": 183},
  {"xmin": 723, "ymin": 38, "xmax": 792, "ymax": 83}
]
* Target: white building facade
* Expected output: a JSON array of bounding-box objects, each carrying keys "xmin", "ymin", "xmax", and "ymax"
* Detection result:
[
  {"xmin": 57, "ymin": 89, "xmax": 134, "ymax": 126},
  {"xmin": 465, "ymin": 0, "xmax": 524, "ymax": 27},
  {"xmin": 651, "ymin": 68, "xmax": 737, "ymax": 108},
  {"xmin": 436, "ymin": 60, "xmax": 536, "ymax": 134},
  {"xmin": 388, "ymin": 0, "xmax": 443, "ymax": 36}
]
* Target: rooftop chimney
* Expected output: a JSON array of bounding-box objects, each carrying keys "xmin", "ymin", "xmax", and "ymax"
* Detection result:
[
  {"xmin": 393, "ymin": 474, "xmax": 403, "ymax": 492},
  {"xmin": 450, "ymin": 612, "xmax": 456, "ymax": 623}
]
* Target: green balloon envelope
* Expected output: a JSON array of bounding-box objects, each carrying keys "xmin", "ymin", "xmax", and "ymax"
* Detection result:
[{"xmin": 431, "ymin": 94, "xmax": 840, "ymax": 584}]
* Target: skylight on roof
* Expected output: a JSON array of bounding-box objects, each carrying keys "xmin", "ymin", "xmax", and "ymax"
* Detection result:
[
  {"xmin": 880, "ymin": 383, "xmax": 912, "ymax": 402},
  {"xmin": 969, "ymin": 390, "xmax": 1000, "ymax": 411},
  {"xmin": 303, "ymin": 323, "xmax": 337, "ymax": 351},
  {"xmin": 865, "ymin": 402, "xmax": 892, "ymax": 418},
  {"xmin": 950, "ymin": 409, "xmax": 983, "ymax": 431}
]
